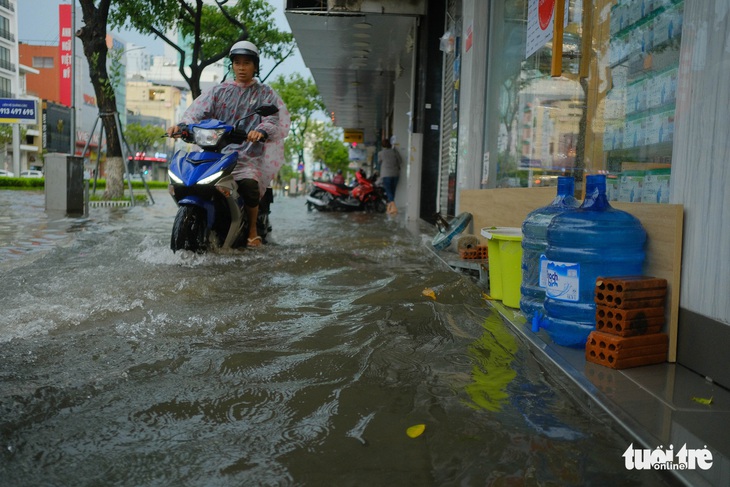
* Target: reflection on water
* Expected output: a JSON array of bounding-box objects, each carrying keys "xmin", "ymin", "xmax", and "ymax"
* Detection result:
[
  {"xmin": 0, "ymin": 190, "xmax": 674, "ymax": 486},
  {"xmin": 465, "ymin": 313, "xmax": 518, "ymax": 412},
  {"xmin": 0, "ymin": 191, "xmax": 91, "ymax": 267}
]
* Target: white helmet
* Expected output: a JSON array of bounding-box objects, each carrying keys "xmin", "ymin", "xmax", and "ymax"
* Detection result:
[{"xmin": 229, "ymin": 40, "xmax": 259, "ymax": 59}]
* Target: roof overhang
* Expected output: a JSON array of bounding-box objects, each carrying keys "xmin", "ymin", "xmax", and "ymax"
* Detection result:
[{"xmin": 285, "ymin": 3, "xmax": 422, "ymax": 144}]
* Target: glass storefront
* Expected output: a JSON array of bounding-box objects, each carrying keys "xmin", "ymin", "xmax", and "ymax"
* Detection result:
[{"xmin": 483, "ymin": 0, "xmax": 682, "ymax": 203}]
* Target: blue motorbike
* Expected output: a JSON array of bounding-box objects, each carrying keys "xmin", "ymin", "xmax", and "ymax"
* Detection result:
[{"xmin": 167, "ymin": 104, "xmax": 278, "ymax": 253}]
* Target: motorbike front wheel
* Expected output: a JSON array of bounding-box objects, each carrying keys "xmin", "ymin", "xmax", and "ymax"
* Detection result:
[{"xmin": 171, "ymin": 205, "xmax": 209, "ymax": 253}]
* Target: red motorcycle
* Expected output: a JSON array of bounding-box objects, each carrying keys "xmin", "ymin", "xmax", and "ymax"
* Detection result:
[{"xmin": 306, "ymin": 170, "xmax": 387, "ymax": 213}]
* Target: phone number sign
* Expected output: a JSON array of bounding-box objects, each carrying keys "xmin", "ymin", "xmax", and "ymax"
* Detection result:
[{"xmin": 0, "ymin": 99, "xmax": 37, "ymax": 124}]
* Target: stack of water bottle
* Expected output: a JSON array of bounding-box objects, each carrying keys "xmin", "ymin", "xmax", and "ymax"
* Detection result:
[{"xmin": 521, "ymin": 174, "xmax": 647, "ymax": 348}]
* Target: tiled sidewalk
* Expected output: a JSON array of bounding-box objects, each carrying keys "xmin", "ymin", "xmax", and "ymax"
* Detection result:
[
  {"xmin": 485, "ymin": 300, "xmax": 729, "ymax": 487},
  {"xmin": 433, "ymin": 250, "xmax": 729, "ymax": 487}
]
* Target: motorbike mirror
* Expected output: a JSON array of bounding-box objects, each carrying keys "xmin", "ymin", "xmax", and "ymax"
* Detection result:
[{"xmin": 255, "ymin": 104, "xmax": 279, "ymax": 117}]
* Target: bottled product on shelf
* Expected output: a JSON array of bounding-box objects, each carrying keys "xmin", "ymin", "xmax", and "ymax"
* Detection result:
[
  {"xmin": 539, "ymin": 174, "xmax": 647, "ymax": 347},
  {"xmin": 520, "ymin": 177, "xmax": 579, "ymax": 323}
]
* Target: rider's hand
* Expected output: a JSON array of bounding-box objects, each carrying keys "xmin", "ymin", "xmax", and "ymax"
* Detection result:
[
  {"xmin": 247, "ymin": 130, "xmax": 265, "ymax": 143},
  {"xmin": 166, "ymin": 125, "xmax": 180, "ymax": 138}
]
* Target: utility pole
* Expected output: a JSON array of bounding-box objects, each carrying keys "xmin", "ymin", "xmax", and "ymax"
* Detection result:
[{"xmin": 70, "ymin": 0, "xmax": 77, "ymax": 156}]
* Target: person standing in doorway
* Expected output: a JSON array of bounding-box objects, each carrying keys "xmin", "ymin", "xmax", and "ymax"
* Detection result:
[{"xmin": 378, "ymin": 137, "xmax": 401, "ymax": 215}]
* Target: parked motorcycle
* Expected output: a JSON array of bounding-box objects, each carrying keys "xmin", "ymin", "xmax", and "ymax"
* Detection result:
[
  {"xmin": 306, "ymin": 169, "xmax": 387, "ymax": 213},
  {"xmin": 167, "ymin": 104, "xmax": 278, "ymax": 253}
]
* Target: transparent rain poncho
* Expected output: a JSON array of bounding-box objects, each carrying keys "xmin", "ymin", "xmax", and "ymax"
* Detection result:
[{"xmin": 180, "ymin": 80, "xmax": 291, "ymax": 196}]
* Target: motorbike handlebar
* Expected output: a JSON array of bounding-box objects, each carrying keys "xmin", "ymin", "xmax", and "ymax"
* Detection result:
[{"xmin": 164, "ymin": 123, "xmax": 190, "ymax": 140}]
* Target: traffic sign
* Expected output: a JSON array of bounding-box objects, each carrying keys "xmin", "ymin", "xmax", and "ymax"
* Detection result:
[{"xmin": 0, "ymin": 99, "xmax": 37, "ymax": 124}]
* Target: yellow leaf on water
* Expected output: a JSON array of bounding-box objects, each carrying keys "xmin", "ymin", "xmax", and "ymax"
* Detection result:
[
  {"xmin": 422, "ymin": 288, "xmax": 436, "ymax": 300},
  {"xmin": 406, "ymin": 424, "xmax": 426, "ymax": 438},
  {"xmin": 692, "ymin": 396, "xmax": 713, "ymax": 405}
]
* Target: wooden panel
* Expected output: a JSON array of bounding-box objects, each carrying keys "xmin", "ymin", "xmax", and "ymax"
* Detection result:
[
  {"xmin": 460, "ymin": 187, "xmax": 557, "ymax": 239},
  {"xmin": 460, "ymin": 188, "xmax": 684, "ymax": 361}
]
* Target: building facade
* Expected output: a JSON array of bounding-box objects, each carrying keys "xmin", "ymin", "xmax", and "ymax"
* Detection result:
[
  {"xmin": 126, "ymin": 79, "xmax": 187, "ymax": 130},
  {"xmin": 285, "ymin": 3, "xmax": 730, "ymax": 474},
  {"xmin": 1, "ymin": 0, "xmax": 41, "ymax": 175}
]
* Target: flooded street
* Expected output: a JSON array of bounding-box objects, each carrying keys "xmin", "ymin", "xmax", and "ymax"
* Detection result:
[{"xmin": 0, "ymin": 190, "xmax": 674, "ymax": 486}]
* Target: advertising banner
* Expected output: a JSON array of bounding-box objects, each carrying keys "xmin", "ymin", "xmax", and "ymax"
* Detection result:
[
  {"xmin": 59, "ymin": 4, "xmax": 73, "ymax": 107},
  {"xmin": 0, "ymin": 99, "xmax": 37, "ymax": 124},
  {"xmin": 526, "ymin": 0, "xmax": 569, "ymax": 59}
]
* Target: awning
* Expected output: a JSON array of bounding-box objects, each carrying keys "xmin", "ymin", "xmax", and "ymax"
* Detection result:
[{"xmin": 285, "ymin": 6, "xmax": 420, "ymax": 144}]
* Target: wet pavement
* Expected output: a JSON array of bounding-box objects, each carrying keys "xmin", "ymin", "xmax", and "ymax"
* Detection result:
[{"xmin": 0, "ymin": 190, "xmax": 678, "ymax": 486}]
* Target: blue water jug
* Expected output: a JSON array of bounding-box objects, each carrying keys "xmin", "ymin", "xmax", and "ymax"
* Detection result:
[
  {"xmin": 520, "ymin": 177, "xmax": 579, "ymax": 322},
  {"xmin": 540, "ymin": 175, "xmax": 647, "ymax": 347}
]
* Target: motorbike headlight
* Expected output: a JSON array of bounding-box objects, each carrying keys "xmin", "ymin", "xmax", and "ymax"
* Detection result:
[
  {"xmin": 192, "ymin": 127, "xmax": 226, "ymax": 147},
  {"xmin": 168, "ymin": 170, "xmax": 183, "ymax": 184},
  {"xmin": 198, "ymin": 170, "xmax": 224, "ymax": 185}
]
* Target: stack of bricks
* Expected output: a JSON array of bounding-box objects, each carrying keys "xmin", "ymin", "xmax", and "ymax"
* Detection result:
[
  {"xmin": 459, "ymin": 245, "xmax": 488, "ymax": 260},
  {"xmin": 585, "ymin": 276, "xmax": 669, "ymax": 369}
]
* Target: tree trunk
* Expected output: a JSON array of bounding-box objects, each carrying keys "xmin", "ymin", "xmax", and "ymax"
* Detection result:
[
  {"xmin": 100, "ymin": 113, "xmax": 125, "ymax": 199},
  {"xmin": 77, "ymin": 0, "xmax": 125, "ymax": 199},
  {"xmin": 189, "ymin": 62, "xmax": 204, "ymax": 99}
]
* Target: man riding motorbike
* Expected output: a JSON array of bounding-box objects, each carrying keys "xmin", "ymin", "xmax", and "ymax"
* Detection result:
[{"xmin": 166, "ymin": 40, "xmax": 290, "ymax": 247}]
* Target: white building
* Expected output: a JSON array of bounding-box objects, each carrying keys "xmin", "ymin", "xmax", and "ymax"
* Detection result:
[{"xmin": 0, "ymin": 0, "xmax": 38, "ymax": 175}]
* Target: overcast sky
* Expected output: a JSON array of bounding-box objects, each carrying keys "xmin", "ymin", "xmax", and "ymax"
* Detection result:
[{"xmin": 17, "ymin": 0, "xmax": 309, "ymax": 78}]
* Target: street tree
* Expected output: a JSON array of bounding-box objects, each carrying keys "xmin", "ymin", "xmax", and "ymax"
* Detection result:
[
  {"xmin": 124, "ymin": 123, "xmax": 166, "ymax": 172},
  {"xmin": 0, "ymin": 124, "xmax": 13, "ymax": 147},
  {"xmin": 77, "ymin": 0, "xmax": 126, "ymax": 199},
  {"xmin": 269, "ymin": 73, "xmax": 325, "ymax": 170},
  {"xmin": 110, "ymin": 0, "xmax": 295, "ymax": 98},
  {"xmin": 0, "ymin": 125, "xmax": 28, "ymax": 167},
  {"xmin": 75, "ymin": 0, "xmax": 293, "ymax": 199},
  {"xmin": 311, "ymin": 123, "xmax": 349, "ymax": 175}
]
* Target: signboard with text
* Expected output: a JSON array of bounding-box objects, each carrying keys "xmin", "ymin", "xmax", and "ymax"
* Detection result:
[
  {"xmin": 59, "ymin": 4, "xmax": 73, "ymax": 107},
  {"xmin": 344, "ymin": 129, "xmax": 364, "ymax": 144},
  {"xmin": 526, "ymin": 0, "xmax": 569, "ymax": 58},
  {"xmin": 0, "ymin": 99, "xmax": 37, "ymax": 124}
]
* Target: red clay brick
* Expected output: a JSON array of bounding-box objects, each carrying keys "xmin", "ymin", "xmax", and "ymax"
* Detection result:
[
  {"xmin": 595, "ymin": 276, "xmax": 667, "ymax": 309},
  {"xmin": 585, "ymin": 331, "xmax": 668, "ymax": 369},
  {"xmin": 586, "ymin": 352, "xmax": 667, "ymax": 369},
  {"xmin": 595, "ymin": 276, "xmax": 668, "ymax": 292},
  {"xmin": 459, "ymin": 245, "xmax": 488, "ymax": 260},
  {"xmin": 595, "ymin": 305, "xmax": 665, "ymax": 336}
]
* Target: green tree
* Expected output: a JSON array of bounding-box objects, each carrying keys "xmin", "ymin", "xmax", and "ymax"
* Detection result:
[
  {"xmin": 76, "ymin": 0, "xmax": 293, "ymax": 199},
  {"xmin": 0, "ymin": 124, "xmax": 12, "ymax": 147},
  {"xmin": 270, "ymin": 73, "xmax": 325, "ymax": 168},
  {"xmin": 278, "ymin": 163, "xmax": 295, "ymax": 184},
  {"xmin": 77, "ymin": 0, "xmax": 126, "ymax": 199},
  {"xmin": 124, "ymin": 123, "xmax": 166, "ymax": 172},
  {"xmin": 110, "ymin": 0, "xmax": 295, "ymax": 98},
  {"xmin": 1, "ymin": 125, "xmax": 13, "ymax": 172},
  {"xmin": 311, "ymin": 123, "xmax": 349, "ymax": 175}
]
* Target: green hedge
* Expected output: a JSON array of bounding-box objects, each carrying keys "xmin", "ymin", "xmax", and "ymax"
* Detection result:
[
  {"xmin": 0, "ymin": 177, "xmax": 168, "ymax": 191},
  {"xmin": 90, "ymin": 179, "xmax": 169, "ymax": 190},
  {"xmin": 0, "ymin": 176, "xmax": 45, "ymax": 189}
]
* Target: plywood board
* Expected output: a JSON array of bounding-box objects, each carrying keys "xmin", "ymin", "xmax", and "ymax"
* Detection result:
[
  {"xmin": 460, "ymin": 187, "xmax": 557, "ymax": 240},
  {"xmin": 460, "ymin": 188, "xmax": 684, "ymax": 361}
]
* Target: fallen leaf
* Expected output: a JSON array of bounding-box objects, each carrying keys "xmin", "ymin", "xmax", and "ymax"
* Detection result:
[
  {"xmin": 692, "ymin": 396, "xmax": 713, "ymax": 406},
  {"xmin": 406, "ymin": 424, "xmax": 426, "ymax": 438},
  {"xmin": 422, "ymin": 288, "xmax": 436, "ymax": 300},
  {"xmin": 481, "ymin": 292, "xmax": 494, "ymax": 301}
]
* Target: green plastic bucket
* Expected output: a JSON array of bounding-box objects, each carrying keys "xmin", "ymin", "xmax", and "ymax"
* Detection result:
[{"xmin": 481, "ymin": 227, "xmax": 523, "ymax": 308}]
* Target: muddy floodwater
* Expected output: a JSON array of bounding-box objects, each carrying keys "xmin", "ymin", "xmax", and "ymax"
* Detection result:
[{"xmin": 0, "ymin": 190, "xmax": 676, "ymax": 486}]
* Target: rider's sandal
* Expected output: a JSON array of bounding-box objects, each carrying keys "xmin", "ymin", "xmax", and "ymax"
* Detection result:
[{"xmin": 247, "ymin": 236, "xmax": 263, "ymax": 247}]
